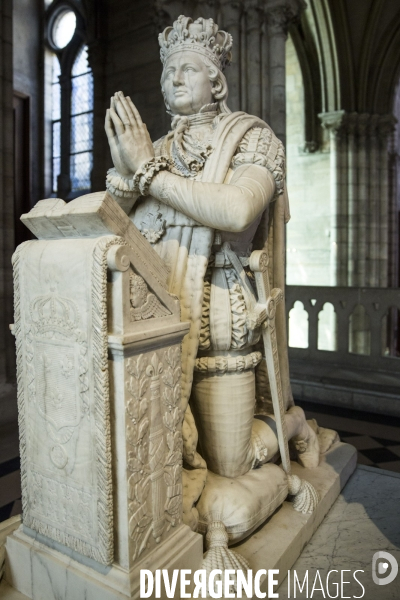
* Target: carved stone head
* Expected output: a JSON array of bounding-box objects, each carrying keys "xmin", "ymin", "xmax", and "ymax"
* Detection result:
[
  {"xmin": 129, "ymin": 273, "xmax": 148, "ymax": 309},
  {"xmin": 159, "ymin": 15, "xmax": 232, "ymax": 115}
]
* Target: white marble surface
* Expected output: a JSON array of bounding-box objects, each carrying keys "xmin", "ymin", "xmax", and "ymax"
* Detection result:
[
  {"xmin": 278, "ymin": 465, "xmax": 400, "ymax": 600},
  {"xmin": 2, "ymin": 523, "xmax": 202, "ymax": 600}
]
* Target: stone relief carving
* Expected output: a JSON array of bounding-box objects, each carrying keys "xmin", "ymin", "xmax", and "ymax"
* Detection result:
[
  {"xmin": 27, "ymin": 278, "xmax": 88, "ymax": 473},
  {"xmin": 126, "ymin": 353, "xmax": 152, "ymax": 561},
  {"xmin": 140, "ymin": 205, "xmax": 166, "ymax": 243},
  {"xmin": 129, "ymin": 272, "xmax": 171, "ymax": 321},
  {"xmin": 12, "ymin": 236, "xmax": 122, "ymax": 566},
  {"xmin": 126, "ymin": 347, "xmax": 182, "ymax": 561},
  {"xmin": 162, "ymin": 346, "xmax": 182, "ymax": 529}
]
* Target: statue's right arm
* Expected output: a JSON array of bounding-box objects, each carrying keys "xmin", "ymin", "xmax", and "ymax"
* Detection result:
[{"xmin": 148, "ymin": 163, "xmax": 276, "ymax": 232}]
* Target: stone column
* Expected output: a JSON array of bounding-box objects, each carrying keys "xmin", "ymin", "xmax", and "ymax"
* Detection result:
[
  {"xmin": 356, "ymin": 114, "xmax": 370, "ymax": 286},
  {"xmin": 0, "ymin": 0, "xmax": 16, "ymax": 396},
  {"xmin": 367, "ymin": 115, "xmax": 380, "ymax": 287},
  {"xmin": 347, "ymin": 113, "xmax": 358, "ymax": 286},
  {"xmin": 377, "ymin": 115, "xmax": 396, "ymax": 288},
  {"xmin": 220, "ymin": 0, "xmax": 243, "ymax": 113},
  {"xmin": 319, "ymin": 110, "xmax": 396, "ymax": 289},
  {"xmin": 245, "ymin": 0, "xmax": 262, "ymax": 117},
  {"xmin": 319, "ymin": 111, "xmax": 347, "ymax": 286},
  {"xmin": 264, "ymin": 0, "xmax": 306, "ymax": 147}
]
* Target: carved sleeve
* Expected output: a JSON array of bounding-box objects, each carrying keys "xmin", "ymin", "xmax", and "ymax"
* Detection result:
[
  {"xmin": 148, "ymin": 162, "xmax": 276, "ymax": 233},
  {"xmin": 231, "ymin": 127, "xmax": 285, "ymax": 198},
  {"xmin": 105, "ymin": 136, "xmax": 166, "ymax": 213}
]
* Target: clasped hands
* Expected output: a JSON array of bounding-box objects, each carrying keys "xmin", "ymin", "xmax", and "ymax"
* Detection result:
[{"xmin": 105, "ymin": 91, "xmax": 154, "ymax": 178}]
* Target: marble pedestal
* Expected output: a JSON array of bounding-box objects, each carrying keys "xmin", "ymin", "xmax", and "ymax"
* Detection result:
[
  {"xmin": 0, "ymin": 442, "xmax": 356, "ymax": 600},
  {"xmin": 2, "ymin": 522, "xmax": 201, "ymax": 600}
]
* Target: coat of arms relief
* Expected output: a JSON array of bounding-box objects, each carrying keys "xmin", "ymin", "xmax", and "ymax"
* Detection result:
[{"xmin": 27, "ymin": 271, "xmax": 89, "ymax": 474}]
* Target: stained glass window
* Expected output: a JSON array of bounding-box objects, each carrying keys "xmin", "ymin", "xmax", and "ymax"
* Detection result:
[
  {"xmin": 70, "ymin": 46, "xmax": 93, "ymax": 192},
  {"xmin": 52, "ymin": 55, "xmax": 61, "ymax": 193}
]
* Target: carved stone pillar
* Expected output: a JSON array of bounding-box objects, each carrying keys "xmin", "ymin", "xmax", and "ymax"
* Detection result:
[
  {"xmin": 368, "ymin": 115, "xmax": 380, "ymax": 287},
  {"xmin": 356, "ymin": 114, "xmax": 370, "ymax": 286},
  {"xmin": 245, "ymin": 0, "xmax": 262, "ymax": 117},
  {"xmin": 319, "ymin": 111, "xmax": 396, "ymax": 288},
  {"xmin": 220, "ymin": 0, "xmax": 243, "ymax": 113},
  {"xmin": 319, "ymin": 111, "xmax": 347, "ymax": 286},
  {"xmin": 0, "ymin": 0, "xmax": 15, "ymax": 394},
  {"xmin": 347, "ymin": 113, "xmax": 358, "ymax": 286},
  {"xmin": 377, "ymin": 116, "xmax": 396, "ymax": 288},
  {"xmin": 264, "ymin": 0, "xmax": 306, "ymax": 147}
]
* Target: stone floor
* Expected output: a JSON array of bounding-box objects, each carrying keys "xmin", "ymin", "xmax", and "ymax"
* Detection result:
[{"xmin": 277, "ymin": 465, "xmax": 400, "ymax": 600}]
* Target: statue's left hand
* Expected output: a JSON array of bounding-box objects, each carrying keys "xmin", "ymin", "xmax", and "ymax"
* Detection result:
[{"xmin": 105, "ymin": 91, "xmax": 154, "ymax": 176}]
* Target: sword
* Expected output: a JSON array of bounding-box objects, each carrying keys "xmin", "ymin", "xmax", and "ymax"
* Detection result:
[{"xmin": 249, "ymin": 249, "xmax": 318, "ymax": 514}]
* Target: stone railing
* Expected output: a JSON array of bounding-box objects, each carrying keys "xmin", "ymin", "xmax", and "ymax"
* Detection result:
[{"xmin": 285, "ymin": 286, "xmax": 400, "ymax": 373}]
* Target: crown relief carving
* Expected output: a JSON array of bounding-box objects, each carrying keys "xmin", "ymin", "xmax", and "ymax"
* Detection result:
[{"xmin": 158, "ymin": 15, "xmax": 233, "ymax": 71}]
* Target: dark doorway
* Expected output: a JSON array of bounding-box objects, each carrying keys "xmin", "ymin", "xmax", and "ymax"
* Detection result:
[{"xmin": 13, "ymin": 92, "xmax": 31, "ymax": 248}]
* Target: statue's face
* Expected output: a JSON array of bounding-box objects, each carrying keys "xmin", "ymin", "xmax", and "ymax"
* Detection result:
[
  {"xmin": 130, "ymin": 290, "xmax": 143, "ymax": 309},
  {"xmin": 130, "ymin": 283, "xmax": 147, "ymax": 308},
  {"xmin": 161, "ymin": 51, "xmax": 214, "ymax": 115}
]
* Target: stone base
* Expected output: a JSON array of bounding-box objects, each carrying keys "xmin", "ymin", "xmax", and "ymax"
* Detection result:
[
  {"xmin": 2, "ymin": 523, "xmax": 202, "ymax": 600},
  {"xmin": 235, "ymin": 442, "xmax": 357, "ymax": 594},
  {"xmin": 1, "ymin": 443, "xmax": 356, "ymax": 600}
]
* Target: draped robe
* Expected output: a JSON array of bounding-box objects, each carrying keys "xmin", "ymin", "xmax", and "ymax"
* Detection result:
[{"xmin": 130, "ymin": 111, "xmax": 293, "ymax": 528}]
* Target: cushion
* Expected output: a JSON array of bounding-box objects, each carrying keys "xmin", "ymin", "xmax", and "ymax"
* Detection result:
[{"xmin": 196, "ymin": 462, "xmax": 288, "ymax": 544}]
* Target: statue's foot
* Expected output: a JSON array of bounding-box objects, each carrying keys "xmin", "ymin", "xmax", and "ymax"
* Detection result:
[
  {"xmin": 289, "ymin": 406, "xmax": 320, "ymax": 469},
  {"xmin": 307, "ymin": 418, "xmax": 340, "ymax": 454}
]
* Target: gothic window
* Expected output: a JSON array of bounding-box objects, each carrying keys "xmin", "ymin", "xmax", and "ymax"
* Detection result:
[
  {"xmin": 51, "ymin": 55, "xmax": 61, "ymax": 193},
  {"xmin": 70, "ymin": 46, "xmax": 93, "ymax": 193},
  {"xmin": 46, "ymin": 4, "xmax": 93, "ymax": 199}
]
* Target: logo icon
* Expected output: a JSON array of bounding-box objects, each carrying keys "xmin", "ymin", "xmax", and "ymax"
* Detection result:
[{"xmin": 372, "ymin": 551, "xmax": 398, "ymax": 586}]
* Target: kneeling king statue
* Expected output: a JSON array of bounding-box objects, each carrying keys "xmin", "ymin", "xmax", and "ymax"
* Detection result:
[{"xmin": 105, "ymin": 14, "xmax": 338, "ymax": 576}]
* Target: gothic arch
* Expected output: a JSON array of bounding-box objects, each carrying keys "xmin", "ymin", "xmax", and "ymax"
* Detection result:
[
  {"xmin": 370, "ymin": 11, "xmax": 400, "ymax": 114},
  {"xmin": 289, "ymin": 0, "xmax": 347, "ymax": 149}
]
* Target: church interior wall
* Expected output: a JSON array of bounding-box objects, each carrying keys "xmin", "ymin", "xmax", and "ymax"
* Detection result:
[
  {"xmin": 286, "ymin": 33, "xmax": 331, "ymax": 286},
  {"xmin": 13, "ymin": 0, "xmax": 43, "ymax": 209}
]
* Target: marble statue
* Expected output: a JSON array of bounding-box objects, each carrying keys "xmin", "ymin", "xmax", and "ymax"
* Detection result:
[
  {"xmin": 1, "ymin": 14, "xmax": 353, "ymax": 600},
  {"xmin": 105, "ymin": 14, "xmax": 338, "ymax": 578}
]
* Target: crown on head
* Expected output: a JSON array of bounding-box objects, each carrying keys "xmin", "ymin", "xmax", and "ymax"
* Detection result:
[{"xmin": 159, "ymin": 15, "xmax": 233, "ymax": 72}]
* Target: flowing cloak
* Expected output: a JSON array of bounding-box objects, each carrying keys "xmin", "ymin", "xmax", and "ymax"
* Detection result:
[{"xmin": 131, "ymin": 111, "xmax": 293, "ymax": 529}]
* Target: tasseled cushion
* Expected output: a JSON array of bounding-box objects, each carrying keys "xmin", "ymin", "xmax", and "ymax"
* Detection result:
[{"xmin": 196, "ymin": 462, "xmax": 288, "ymax": 544}]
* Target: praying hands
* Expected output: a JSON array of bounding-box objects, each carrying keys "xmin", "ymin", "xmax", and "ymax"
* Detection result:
[{"xmin": 104, "ymin": 91, "xmax": 154, "ymax": 177}]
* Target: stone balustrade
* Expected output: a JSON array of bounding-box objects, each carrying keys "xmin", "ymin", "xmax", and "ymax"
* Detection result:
[
  {"xmin": 286, "ymin": 285, "xmax": 400, "ymax": 415},
  {"xmin": 286, "ymin": 285, "xmax": 400, "ymax": 371}
]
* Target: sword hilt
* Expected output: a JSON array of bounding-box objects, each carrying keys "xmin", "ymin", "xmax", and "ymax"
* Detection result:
[{"xmin": 249, "ymin": 249, "xmax": 283, "ymax": 324}]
